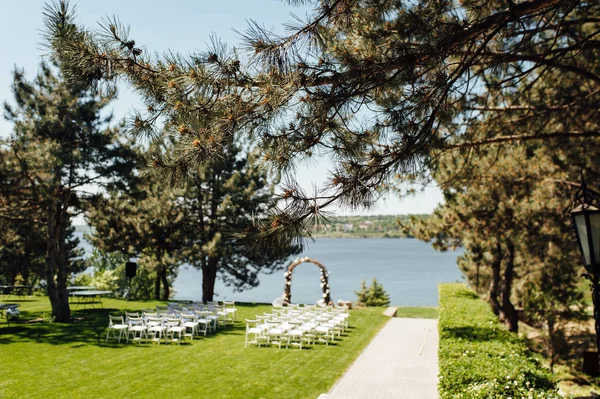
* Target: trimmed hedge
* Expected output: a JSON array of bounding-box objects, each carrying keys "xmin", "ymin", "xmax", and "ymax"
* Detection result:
[{"xmin": 438, "ymin": 283, "xmax": 561, "ymax": 398}]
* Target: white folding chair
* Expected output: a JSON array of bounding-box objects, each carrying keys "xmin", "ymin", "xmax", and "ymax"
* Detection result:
[
  {"xmin": 223, "ymin": 301, "xmax": 238, "ymax": 324},
  {"xmin": 125, "ymin": 311, "xmax": 140, "ymax": 320},
  {"xmin": 314, "ymin": 324, "xmax": 334, "ymax": 346},
  {"xmin": 146, "ymin": 316, "xmax": 167, "ymax": 345},
  {"xmin": 194, "ymin": 310, "xmax": 213, "ymax": 335},
  {"xmin": 266, "ymin": 320, "xmax": 289, "ymax": 349},
  {"xmin": 165, "ymin": 318, "xmax": 186, "ymax": 344},
  {"xmin": 204, "ymin": 306, "xmax": 221, "ymax": 331},
  {"xmin": 156, "ymin": 305, "xmax": 169, "ymax": 315},
  {"xmin": 286, "ymin": 320, "xmax": 305, "ymax": 349},
  {"xmin": 180, "ymin": 313, "xmax": 199, "ymax": 340},
  {"xmin": 127, "ymin": 316, "xmax": 147, "ymax": 344},
  {"xmin": 168, "ymin": 302, "xmax": 183, "ymax": 314},
  {"xmin": 106, "ymin": 315, "xmax": 128, "ymax": 343},
  {"xmin": 245, "ymin": 319, "xmax": 265, "ymax": 348},
  {"xmin": 215, "ymin": 304, "xmax": 228, "ymax": 328}
]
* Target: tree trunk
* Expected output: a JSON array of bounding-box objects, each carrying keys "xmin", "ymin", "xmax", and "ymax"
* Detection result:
[
  {"xmin": 154, "ymin": 270, "xmax": 161, "ymax": 300},
  {"xmin": 202, "ymin": 257, "xmax": 218, "ymax": 302},
  {"xmin": 475, "ymin": 262, "xmax": 480, "ymax": 294},
  {"xmin": 547, "ymin": 317, "xmax": 556, "ymax": 372},
  {"xmin": 500, "ymin": 240, "xmax": 518, "ymax": 333},
  {"xmin": 8, "ymin": 265, "xmax": 17, "ymax": 285},
  {"xmin": 488, "ymin": 241, "xmax": 503, "ymax": 317},
  {"xmin": 159, "ymin": 266, "xmax": 170, "ymax": 301},
  {"xmin": 45, "ymin": 200, "xmax": 70, "ymax": 322},
  {"xmin": 21, "ymin": 268, "xmax": 31, "ymax": 293}
]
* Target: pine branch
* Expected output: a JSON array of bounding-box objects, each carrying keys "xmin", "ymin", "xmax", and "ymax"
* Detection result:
[{"xmin": 443, "ymin": 131, "xmax": 600, "ymax": 151}]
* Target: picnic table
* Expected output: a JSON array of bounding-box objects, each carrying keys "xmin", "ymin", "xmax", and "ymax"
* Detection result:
[
  {"xmin": 69, "ymin": 290, "xmax": 113, "ymax": 309},
  {"xmin": 67, "ymin": 286, "xmax": 97, "ymax": 291},
  {"xmin": 0, "ymin": 303, "xmax": 20, "ymax": 326}
]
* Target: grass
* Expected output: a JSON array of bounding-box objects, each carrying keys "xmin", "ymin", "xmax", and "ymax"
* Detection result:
[
  {"xmin": 395, "ymin": 306, "xmax": 438, "ymax": 319},
  {"xmin": 0, "ymin": 295, "xmax": 388, "ymax": 399},
  {"xmin": 438, "ymin": 283, "xmax": 560, "ymax": 398}
]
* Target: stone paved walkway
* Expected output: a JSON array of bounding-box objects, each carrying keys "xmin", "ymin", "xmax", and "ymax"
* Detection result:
[{"xmin": 319, "ymin": 318, "xmax": 439, "ymax": 399}]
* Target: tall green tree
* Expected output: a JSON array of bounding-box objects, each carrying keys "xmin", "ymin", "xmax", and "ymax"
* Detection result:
[
  {"xmin": 87, "ymin": 176, "xmax": 187, "ymax": 301},
  {"xmin": 89, "ymin": 135, "xmax": 300, "ymax": 302},
  {"xmin": 0, "ymin": 144, "xmax": 46, "ymax": 287},
  {"xmin": 44, "ymin": 0, "xmax": 600, "ymax": 242},
  {"xmin": 182, "ymin": 142, "xmax": 301, "ymax": 302},
  {"xmin": 407, "ymin": 142, "xmax": 585, "ymax": 334},
  {"xmin": 3, "ymin": 63, "xmax": 136, "ymax": 322}
]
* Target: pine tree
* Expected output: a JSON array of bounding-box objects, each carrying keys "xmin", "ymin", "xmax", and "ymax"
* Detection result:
[
  {"xmin": 43, "ymin": 0, "xmax": 600, "ymax": 242},
  {"xmin": 182, "ymin": 141, "xmax": 302, "ymax": 302},
  {"xmin": 3, "ymin": 62, "xmax": 136, "ymax": 322},
  {"xmin": 355, "ymin": 277, "xmax": 390, "ymax": 307},
  {"xmin": 88, "ymin": 137, "xmax": 300, "ymax": 302},
  {"xmin": 355, "ymin": 279, "xmax": 369, "ymax": 306},
  {"xmin": 406, "ymin": 139, "xmax": 586, "ymax": 333},
  {"xmin": 87, "ymin": 177, "xmax": 187, "ymax": 301},
  {"xmin": 0, "ymin": 145, "xmax": 46, "ymax": 288},
  {"xmin": 368, "ymin": 278, "xmax": 391, "ymax": 307}
]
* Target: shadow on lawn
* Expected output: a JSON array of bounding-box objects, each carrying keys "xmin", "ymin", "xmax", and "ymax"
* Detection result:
[
  {"xmin": 452, "ymin": 290, "xmax": 480, "ymax": 300},
  {"xmin": 442, "ymin": 325, "xmax": 514, "ymax": 342},
  {"xmin": 0, "ymin": 298, "xmax": 39, "ymax": 303},
  {"xmin": 0, "ymin": 307, "xmax": 245, "ymax": 347},
  {"xmin": 0, "ymin": 308, "xmax": 113, "ymax": 346}
]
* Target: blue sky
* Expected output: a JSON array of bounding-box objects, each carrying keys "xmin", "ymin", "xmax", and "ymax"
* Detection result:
[{"xmin": 0, "ymin": 0, "xmax": 443, "ymax": 215}]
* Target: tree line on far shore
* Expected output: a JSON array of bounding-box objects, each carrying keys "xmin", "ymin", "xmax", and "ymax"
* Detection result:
[{"xmin": 311, "ymin": 215, "xmax": 429, "ymax": 238}]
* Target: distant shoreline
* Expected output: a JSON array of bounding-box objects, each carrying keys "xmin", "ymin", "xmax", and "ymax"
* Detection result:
[
  {"xmin": 75, "ymin": 227, "xmax": 412, "ymax": 240},
  {"xmin": 74, "ymin": 214, "xmax": 427, "ymax": 239},
  {"xmin": 311, "ymin": 233, "xmax": 408, "ymax": 239}
]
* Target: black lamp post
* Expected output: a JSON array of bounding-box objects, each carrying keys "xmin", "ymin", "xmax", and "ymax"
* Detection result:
[{"xmin": 571, "ymin": 176, "xmax": 600, "ymax": 372}]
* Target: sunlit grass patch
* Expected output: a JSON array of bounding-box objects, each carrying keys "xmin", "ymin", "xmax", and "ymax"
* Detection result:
[
  {"xmin": 438, "ymin": 283, "xmax": 560, "ymax": 398},
  {"xmin": 0, "ymin": 296, "xmax": 388, "ymax": 399}
]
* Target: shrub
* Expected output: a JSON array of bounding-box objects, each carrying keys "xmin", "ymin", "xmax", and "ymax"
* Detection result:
[
  {"xmin": 72, "ymin": 272, "xmax": 92, "ymax": 287},
  {"xmin": 438, "ymin": 283, "xmax": 560, "ymax": 398},
  {"xmin": 82, "ymin": 250, "xmax": 155, "ymax": 300},
  {"xmin": 355, "ymin": 277, "xmax": 391, "ymax": 306}
]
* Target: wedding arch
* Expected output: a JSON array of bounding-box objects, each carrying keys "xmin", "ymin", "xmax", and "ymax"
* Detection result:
[{"xmin": 283, "ymin": 257, "xmax": 332, "ymax": 306}]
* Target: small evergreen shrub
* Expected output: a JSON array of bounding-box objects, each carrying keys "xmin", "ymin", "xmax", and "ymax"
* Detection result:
[
  {"xmin": 438, "ymin": 283, "xmax": 560, "ymax": 398},
  {"xmin": 355, "ymin": 277, "xmax": 391, "ymax": 306}
]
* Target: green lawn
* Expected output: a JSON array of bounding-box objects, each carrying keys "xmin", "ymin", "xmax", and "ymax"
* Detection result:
[
  {"xmin": 395, "ymin": 306, "xmax": 438, "ymax": 319},
  {"xmin": 0, "ymin": 296, "xmax": 388, "ymax": 399}
]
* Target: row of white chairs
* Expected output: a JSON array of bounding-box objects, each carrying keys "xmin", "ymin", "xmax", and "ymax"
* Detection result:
[
  {"xmin": 106, "ymin": 301, "xmax": 238, "ymax": 345},
  {"xmin": 245, "ymin": 305, "xmax": 350, "ymax": 349},
  {"xmin": 159, "ymin": 301, "xmax": 238, "ymax": 326}
]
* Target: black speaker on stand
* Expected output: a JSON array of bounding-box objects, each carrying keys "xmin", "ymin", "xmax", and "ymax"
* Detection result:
[
  {"xmin": 126, "ymin": 262, "xmax": 137, "ymax": 278},
  {"xmin": 125, "ymin": 262, "xmax": 137, "ymax": 300}
]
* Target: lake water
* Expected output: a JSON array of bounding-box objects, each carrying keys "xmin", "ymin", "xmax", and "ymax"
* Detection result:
[{"xmin": 78, "ymin": 235, "xmax": 463, "ymax": 306}]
